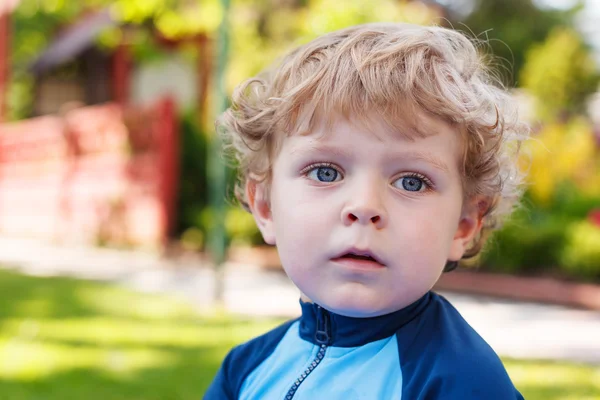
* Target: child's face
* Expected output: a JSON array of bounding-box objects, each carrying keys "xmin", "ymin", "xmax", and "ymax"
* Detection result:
[{"xmin": 249, "ymin": 113, "xmax": 481, "ymax": 317}]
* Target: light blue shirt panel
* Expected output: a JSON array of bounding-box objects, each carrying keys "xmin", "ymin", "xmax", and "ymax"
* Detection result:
[
  {"xmin": 240, "ymin": 321, "xmax": 403, "ymax": 400},
  {"xmin": 239, "ymin": 321, "xmax": 321, "ymax": 400}
]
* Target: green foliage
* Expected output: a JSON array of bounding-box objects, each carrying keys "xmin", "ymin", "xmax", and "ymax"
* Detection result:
[
  {"xmin": 226, "ymin": 0, "xmax": 442, "ymax": 93},
  {"xmin": 151, "ymin": 0, "xmax": 223, "ymax": 37},
  {"xmin": 551, "ymin": 185, "xmax": 600, "ymax": 218},
  {"xmin": 521, "ymin": 27, "xmax": 599, "ymax": 119},
  {"xmin": 176, "ymin": 112, "xmax": 261, "ymax": 249},
  {"xmin": 5, "ymin": 74, "xmax": 34, "ymax": 120},
  {"xmin": 560, "ymin": 221, "xmax": 600, "ymax": 280},
  {"xmin": 480, "ymin": 112, "xmax": 600, "ymax": 282},
  {"xmin": 176, "ymin": 111, "xmax": 209, "ymax": 239},
  {"xmin": 298, "ymin": 0, "xmax": 437, "ymax": 37},
  {"xmin": 188, "ymin": 205, "xmax": 262, "ymax": 249},
  {"xmin": 456, "ymin": 0, "xmax": 579, "ymax": 86},
  {"xmin": 225, "ymin": 207, "xmax": 262, "ymax": 246},
  {"xmin": 525, "ymin": 118, "xmax": 600, "ymax": 206},
  {"xmin": 179, "ymin": 227, "xmax": 204, "ymax": 251},
  {"xmin": 482, "ymin": 190, "xmax": 600, "ymax": 282},
  {"xmin": 481, "ymin": 208, "xmax": 568, "ymax": 274},
  {"xmin": 9, "ymin": 0, "xmax": 83, "ymax": 119}
]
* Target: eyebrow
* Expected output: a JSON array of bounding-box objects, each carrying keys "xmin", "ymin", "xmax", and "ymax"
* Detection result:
[
  {"xmin": 290, "ymin": 144, "xmax": 353, "ymax": 159},
  {"xmin": 390, "ymin": 151, "xmax": 451, "ymax": 173}
]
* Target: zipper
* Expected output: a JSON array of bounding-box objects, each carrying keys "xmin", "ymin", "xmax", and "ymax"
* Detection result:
[{"xmin": 283, "ymin": 305, "xmax": 331, "ymax": 400}]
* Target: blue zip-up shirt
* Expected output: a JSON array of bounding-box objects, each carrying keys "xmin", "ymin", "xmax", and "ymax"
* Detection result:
[{"xmin": 205, "ymin": 291, "xmax": 524, "ymax": 399}]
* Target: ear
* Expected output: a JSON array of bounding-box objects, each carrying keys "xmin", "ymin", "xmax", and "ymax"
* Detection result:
[
  {"xmin": 246, "ymin": 178, "xmax": 276, "ymax": 245},
  {"xmin": 448, "ymin": 196, "xmax": 487, "ymax": 261}
]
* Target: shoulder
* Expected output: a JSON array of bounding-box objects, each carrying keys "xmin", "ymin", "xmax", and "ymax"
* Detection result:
[
  {"xmin": 203, "ymin": 318, "xmax": 299, "ymax": 400},
  {"xmin": 397, "ymin": 292, "xmax": 523, "ymax": 400},
  {"xmin": 224, "ymin": 317, "xmax": 299, "ymax": 368}
]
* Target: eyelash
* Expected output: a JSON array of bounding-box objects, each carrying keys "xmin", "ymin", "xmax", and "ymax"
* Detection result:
[
  {"xmin": 300, "ymin": 163, "xmax": 435, "ymax": 192},
  {"xmin": 396, "ymin": 172, "xmax": 435, "ymax": 193},
  {"xmin": 300, "ymin": 162, "xmax": 341, "ymax": 175}
]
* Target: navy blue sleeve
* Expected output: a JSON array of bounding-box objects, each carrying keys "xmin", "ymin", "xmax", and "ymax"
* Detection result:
[
  {"xmin": 203, "ymin": 318, "xmax": 298, "ymax": 400},
  {"xmin": 398, "ymin": 293, "xmax": 524, "ymax": 399},
  {"xmin": 203, "ymin": 346, "xmax": 236, "ymax": 400},
  {"xmin": 400, "ymin": 350, "xmax": 524, "ymax": 399}
]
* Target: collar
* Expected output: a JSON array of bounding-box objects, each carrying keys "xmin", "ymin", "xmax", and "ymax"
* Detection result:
[{"xmin": 298, "ymin": 292, "xmax": 432, "ymax": 348}]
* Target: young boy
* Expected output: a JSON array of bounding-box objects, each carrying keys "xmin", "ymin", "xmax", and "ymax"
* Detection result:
[{"xmin": 205, "ymin": 22, "xmax": 528, "ymax": 399}]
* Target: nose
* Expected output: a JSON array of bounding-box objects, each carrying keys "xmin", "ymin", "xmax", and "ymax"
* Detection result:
[{"xmin": 341, "ymin": 185, "xmax": 387, "ymax": 229}]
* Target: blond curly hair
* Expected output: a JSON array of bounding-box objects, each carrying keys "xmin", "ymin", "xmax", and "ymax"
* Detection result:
[{"xmin": 218, "ymin": 22, "xmax": 529, "ymax": 259}]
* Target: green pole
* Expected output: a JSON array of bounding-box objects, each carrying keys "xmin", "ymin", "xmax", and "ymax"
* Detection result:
[{"xmin": 208, "ymin": 0, "xmax": 231, "ymax": 304}]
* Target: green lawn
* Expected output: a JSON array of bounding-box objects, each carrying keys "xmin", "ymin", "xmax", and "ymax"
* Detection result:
[{"xmin": 0, "ymin": 268, "xmax": 599, "ymax": 400}]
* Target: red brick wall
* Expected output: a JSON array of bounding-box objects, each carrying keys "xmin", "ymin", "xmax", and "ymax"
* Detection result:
[{"xmin": 0, "ymin": 98, "xmax": 178, "ymax": 249}]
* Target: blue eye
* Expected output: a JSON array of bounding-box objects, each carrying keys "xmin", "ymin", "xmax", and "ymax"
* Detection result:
[
  {"xmin": 394, "ymin": 176, "xmax": 426, "ymax": 192},
  {"xmin": 306, "ymin": 166, "xmax": 341, "ymax": 183}
]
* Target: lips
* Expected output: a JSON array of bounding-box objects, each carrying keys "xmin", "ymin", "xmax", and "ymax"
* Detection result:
[{"xmin": 332, "ymin": 248, "xmax": 386, "ymax": 267}]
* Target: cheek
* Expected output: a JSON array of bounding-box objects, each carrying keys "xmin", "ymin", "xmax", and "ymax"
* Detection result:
[
  {"xmin": 272, "ymin": 177, "xmax": 335, "ymax": 224},
  {"xmin": 395, "ymin": 198, "xmax": 461, "ymax": 252},
  {"xmin": 269, "ymin": 184, "xmax": 330, "ymax": 254}
]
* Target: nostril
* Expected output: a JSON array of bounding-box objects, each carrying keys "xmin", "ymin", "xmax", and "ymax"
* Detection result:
[
  {"xmin": 371, "ymin": 216, "xmax": 380, "ymax": 224},
  {"xmin": 348, "ymin": 213, "xmax": 358, "ymax": 222}
]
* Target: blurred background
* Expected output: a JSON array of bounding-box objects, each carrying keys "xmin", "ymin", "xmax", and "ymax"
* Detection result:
[{"xmin": 0, "ymin": 0, "xmax": 599, "ymax": 399}]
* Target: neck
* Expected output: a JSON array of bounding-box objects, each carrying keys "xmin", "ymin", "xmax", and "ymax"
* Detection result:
[{"xmin": 300, "ymin": 292, "xmax": 312, "ymax": 303}]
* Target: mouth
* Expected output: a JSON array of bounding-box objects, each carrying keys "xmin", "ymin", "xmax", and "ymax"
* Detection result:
[{"xmin": 332, "ymin": 249, "xmax": 386, "ymax": 268}]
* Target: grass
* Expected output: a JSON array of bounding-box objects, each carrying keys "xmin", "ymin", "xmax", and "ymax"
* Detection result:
[
  {"xmin": 0, "ymin": 268, "xmax": 599, "ymax": 400},
  {"xmin": 0, "ymin": 268, "xmax": 281, "ymax": 399},
  {"xmin": 504, "ymin": 359, "xmax": 600, "ymax": 400}
]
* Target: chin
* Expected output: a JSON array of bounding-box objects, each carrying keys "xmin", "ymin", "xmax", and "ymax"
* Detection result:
[{"xmin": 319, "ymin": 294, "xmax": 391, "ymax": 318}]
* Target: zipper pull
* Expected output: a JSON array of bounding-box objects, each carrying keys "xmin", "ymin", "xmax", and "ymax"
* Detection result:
[{"xmin": 314, "ymin": 305, "xmax": 330, "ymax": 345}]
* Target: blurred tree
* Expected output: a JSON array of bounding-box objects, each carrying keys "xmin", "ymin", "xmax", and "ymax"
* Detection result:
[
  {"xmin": 226, "ymin": 0, "xmax": 444, "ymax": 93},
  {"xmin": 8, "ymin": 0, "xmax": 224, "ymax": 120},
  {"xmin": 521, "ymin": 27, "xmax": 599, "ymax": 120},
  {"xmin": 8, "ymin": 0, "xmax": 591, "ymax": 118},
  {"xmin": 526, "ymin": 117, "xmax": 600, "ymax": 206},
  {"xmin": 9, "ymin": 0, "xmax": 83, "ymax": 118},
  {"xmin": 450, "ymin": 0, "xmax": 581, "ymax": 86}
]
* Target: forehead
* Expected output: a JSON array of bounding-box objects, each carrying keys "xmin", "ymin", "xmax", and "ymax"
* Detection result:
[
  {"xmin": 291, "ymin": 109, "xmax": 461, "ymax": 150},
  {"xmin": 290, "ymin": 100, "xmax": 448, "ymax": 141}
]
